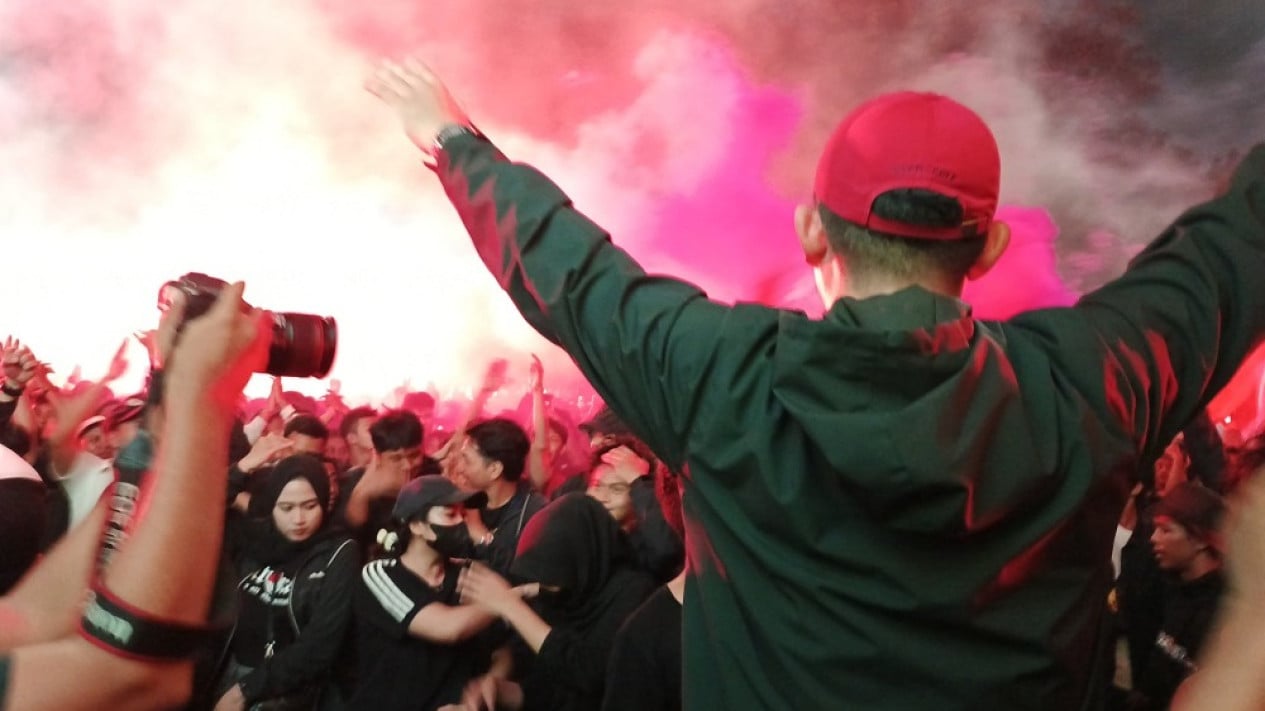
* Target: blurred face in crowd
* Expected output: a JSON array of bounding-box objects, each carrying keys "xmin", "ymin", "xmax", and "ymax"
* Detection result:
[
  {"xmin": 349, "ymin": 417, "xmax": 374, "ymax": 451},
  {"xmin": 460, "ymin": 437, "xmax": 503, "ymax": 491},
  {"xmin": 80, "ymin": 426, "xmax": 115, "ymax": 460},
  {"xmin": 1150, "ymin": 515, "xmax": 1207, "ymax": 574},
  {"xmin": 325, "ymin": 434, "xmax": 349, "ymax": 468},
  {"xmin": 273, "ymin": 478, "xmax": 324, "ymax": 543},
  {"xmin": 379, "ymin": 445, "xmax": 425, "ymax": 479},
  {"xmin": 1153, "ymin": 437, "xmax": 1189, "ymax": 496},
  {"xmin": 547, "ymin": 429, "xmax": 565, "ymax": 459},
  {"xmin": 588, "ymin": 432, "xmax": 616, "ymax": 452},
  {"xmin": 288, "ymin": 432, "xmax": 326, "ymax": 457},
  {"xmin": 108, "ymin": 420, "xmax": 140, "ymax": 453},
  {"xmin": 588, "ymin": 463, "xmax": 634, "ymax": 528}
]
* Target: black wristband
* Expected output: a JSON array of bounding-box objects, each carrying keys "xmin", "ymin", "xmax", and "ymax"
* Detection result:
[
  {"xmin": 78, "ymin": 583, "xmax": 216, "ymax": 662},
  {"xmin": 1, "ymin": 381, "xmax": 23, "ymax": 398}
]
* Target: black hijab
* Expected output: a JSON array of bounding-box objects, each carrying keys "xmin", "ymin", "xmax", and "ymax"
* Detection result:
[
  {"xmin": 510, "ymin": 493, "xmax": 639, "ymax": 631},
  {"xmin": 239, "ymin": 453, "xmax": 338, "ymax": 566}
]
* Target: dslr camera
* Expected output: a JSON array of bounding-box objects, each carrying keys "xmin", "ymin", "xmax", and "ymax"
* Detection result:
[{"xmin": 158, "ymin": 272, "xmax": 337, "ymax": 378}]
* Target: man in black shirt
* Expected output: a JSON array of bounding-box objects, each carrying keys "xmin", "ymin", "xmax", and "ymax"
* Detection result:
[{"xmin": 337, "ymin": 410, "xmax": 440, "ymax": 555}]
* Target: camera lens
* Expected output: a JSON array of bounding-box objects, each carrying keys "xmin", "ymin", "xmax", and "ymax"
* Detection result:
[{"xmin": 266, "ymin": 313, "xmax": 338, "ymax": 378}]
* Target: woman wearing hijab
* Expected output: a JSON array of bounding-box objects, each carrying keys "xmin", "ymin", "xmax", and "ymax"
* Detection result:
[
  {"xmin": 213, "ymin": 453, "xmax": 360, "ymax": 711},
  {"xmin": 456, "ymin": 493, "xmax": 656, "ymax": 711}
]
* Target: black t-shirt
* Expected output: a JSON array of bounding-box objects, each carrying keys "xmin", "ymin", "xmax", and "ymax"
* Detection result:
[
  {"xmin": 601, "ymin": 587, "xmax": 682, "ymax": 711},
  {"xmin": 334, "ymin": 468, "xmax": 397, "ymax": 555},
  {"xmin": 351, "ymin": 558, "xmax": 484, "ymax": 710}
]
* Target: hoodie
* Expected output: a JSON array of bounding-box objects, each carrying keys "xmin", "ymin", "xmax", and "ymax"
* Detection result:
[{"xmin": 435, "ymin": 134, "xmax": 1265, "ymax": 711}]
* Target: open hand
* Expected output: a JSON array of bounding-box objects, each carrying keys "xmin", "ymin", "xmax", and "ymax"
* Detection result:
[
  {"xmin": 458, "ymin": 562, "xmax": 516, "ymax": 615},
  {"xmin": 366, "ymin": 57, "xmax": 471, "ymax": 156}
]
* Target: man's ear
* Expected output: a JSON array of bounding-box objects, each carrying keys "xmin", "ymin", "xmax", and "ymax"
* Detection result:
[
  {"xmin": 966, "ymin": 220, "xmax": 1011, "ymax": 281},
  {"xmin": 796, "ymin": 204, "xmax": 828, "ymax": 266}
]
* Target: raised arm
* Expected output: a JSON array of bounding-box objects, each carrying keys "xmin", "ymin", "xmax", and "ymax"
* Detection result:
[
  {"xmin": 367, "ymin": 59, "xmax": 759, "ymax": 470},
  {"xmin": 0, "ymin": 283, "xmax": 270, "ymax": 711},
  {"xmin": 526, "ymin": 356, "xmax": 551, "ymax": 493},
  {"xmin": 1015, "ymin": 146, "xmax": 1265, "ymax": 461}
]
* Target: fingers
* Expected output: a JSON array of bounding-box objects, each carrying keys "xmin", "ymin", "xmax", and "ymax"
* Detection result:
[
  {"xmin": 209, "ymin": 281, "xmax": 247, "ymax": 320},
  {"xmin": 366, "ymin": 63, "xmax": 415, "ymax": 102}
]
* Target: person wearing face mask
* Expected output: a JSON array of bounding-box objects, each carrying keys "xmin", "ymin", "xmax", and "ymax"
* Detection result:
[
  {"xmin": 350, "ymin": 475, "xmax": 505, "ymax": 710},
  {"xmin": 212, "ymin": 454, "xmax": 360, "ymax": 711}
]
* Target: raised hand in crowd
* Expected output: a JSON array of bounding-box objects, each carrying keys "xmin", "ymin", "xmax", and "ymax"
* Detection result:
[
  {"xmin": 365, "ymin": 57, "xmax": 470, "ymax": 156},
  {"xmin": 1, "ymin": 338, "xmax": 39, "ymax": 391},
  {"xmin": 236, "ymin": 432, "xmax": 295, "ymax": 474}
]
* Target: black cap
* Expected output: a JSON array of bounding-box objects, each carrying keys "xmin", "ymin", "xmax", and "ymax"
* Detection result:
[{"xmin": 392, "ymin": 475, "xmax": 488, "ymax": 522}]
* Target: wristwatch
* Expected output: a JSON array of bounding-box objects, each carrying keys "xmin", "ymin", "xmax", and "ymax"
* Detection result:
[
  {"xmin": 1, "ymin": 380, "xmax": 23, "ymax": 398},
  {"xmin": 433, "ymin": 123, "xmax": 479, "ymax": 154}
]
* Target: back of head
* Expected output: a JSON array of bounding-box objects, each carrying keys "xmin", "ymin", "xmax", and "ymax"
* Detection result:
[
  {"xmin": 370, "ymin": 409, "xmax": 423, "ymax": 453},
  {"xmin": 813, "ymin": 92, "xmax": 1001, "ymax": 285},
  {"xmin": 285, "ymin": 413, "xmax": 329, "ymax": 440},
  {"xmin": 466, "ymin": 417, "xmax": 530, "ymax": 482},
  {"xmin": 511, "ymin": 493, "xmax": 627, "ymax": 602},
  {"xmin": 340, "ymin": 406, "xmax": 377, "ymax": 439}
]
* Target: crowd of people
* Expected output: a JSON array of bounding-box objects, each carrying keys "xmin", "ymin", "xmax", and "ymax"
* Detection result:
[{"xmin": 1, "ymin": 53, "xmax": 1264, "ymax": 711}]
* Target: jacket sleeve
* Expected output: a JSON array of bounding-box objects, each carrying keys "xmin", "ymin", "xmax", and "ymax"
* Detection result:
[
  {"xmin": 1013, "ymin": 145, "xmax": 1265, "ymax": 460},
  {"xmin": 239, "ymin": 539, "xmax": 361, "ymax": 702},
  {"xmin": 436, "ymin": 135, "xmax": 746, "ymax": 471}
]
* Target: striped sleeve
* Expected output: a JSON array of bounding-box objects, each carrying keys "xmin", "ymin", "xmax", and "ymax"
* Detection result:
[{"xmin": 360, "ymin": 560, "xmax": 421, "ymax": 630}]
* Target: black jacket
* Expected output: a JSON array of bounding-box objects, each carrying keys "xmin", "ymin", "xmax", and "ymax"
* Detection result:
[{"xmin": 234, "ymin": 535, "xmax": 360, "ymax": 704}]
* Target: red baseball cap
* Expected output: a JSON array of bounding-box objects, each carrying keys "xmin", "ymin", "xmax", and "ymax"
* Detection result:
[{"xmin": 813, "ymin": 91, "xmax": 1000, "ymax": 240}]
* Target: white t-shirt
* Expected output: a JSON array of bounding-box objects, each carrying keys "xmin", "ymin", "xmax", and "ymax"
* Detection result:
[{"xmin": 56, "ymin": 451, "xmax": 115, "ymax": 528}]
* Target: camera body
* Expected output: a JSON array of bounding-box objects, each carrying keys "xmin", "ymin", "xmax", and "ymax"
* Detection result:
[{"xmin": 159, "ymin": 272, "xmax": 337, "ymax": 379}]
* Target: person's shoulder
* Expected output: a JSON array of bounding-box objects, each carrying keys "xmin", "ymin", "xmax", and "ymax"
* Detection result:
[
  {"xmin": 340, "ymin": 466, "xmax": 367, "ymax": 486},
  {"xmin": 616, "ymin": 586, "xmax": 679, "ymax": 646}
]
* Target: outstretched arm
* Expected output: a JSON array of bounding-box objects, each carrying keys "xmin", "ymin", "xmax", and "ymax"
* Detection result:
[
  {"xmin": 367, "ymin": 59, "xmax": 763, "ymax": 471},
  {"xmin": 1, "ymin": 283, "xmax": 270, "ymax": 711}
]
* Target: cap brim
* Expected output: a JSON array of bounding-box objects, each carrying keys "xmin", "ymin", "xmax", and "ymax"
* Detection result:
[{"xmin": 442, "ymin": 489, "xmax": 488, "ymax": 509}]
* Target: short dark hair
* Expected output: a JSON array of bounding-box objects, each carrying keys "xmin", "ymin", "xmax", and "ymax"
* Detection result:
[
  {"xmin": 285, "ymin": 414, "xmax": 329, "ymax": 440},
  {"xmin": 340, "ymin": 406, "xmax": 377, "ymax": 439},
  {"xmin": 370, "ymin": 410, "xmax": 424, "ymax": 453},
  {"xmin": 818, "ymin": 189, "xmax": 986, "ymax": 284},
  {"xmin": 466, "ymin": 418, "xmax": 530, "ymax": 482}
]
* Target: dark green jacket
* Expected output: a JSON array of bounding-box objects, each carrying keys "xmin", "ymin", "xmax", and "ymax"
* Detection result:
[{"xmin": 436, "ymin": 135, "xmax": 1265, "ymax": 710}]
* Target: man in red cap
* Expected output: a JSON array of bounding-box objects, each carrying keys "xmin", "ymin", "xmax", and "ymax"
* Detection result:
[{"xmin": 368, "ymin": 61, "xmax": 1265, "ymax": 710}]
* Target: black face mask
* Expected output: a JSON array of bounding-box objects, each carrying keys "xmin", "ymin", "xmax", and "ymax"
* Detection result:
[{"xmin": 428, "ymin": 523, "xmax": 473, "ymax": 559}]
